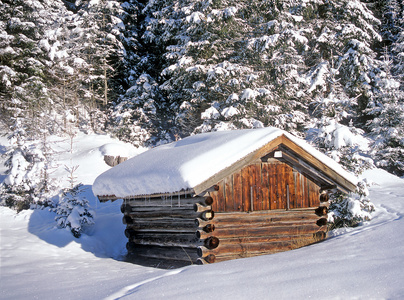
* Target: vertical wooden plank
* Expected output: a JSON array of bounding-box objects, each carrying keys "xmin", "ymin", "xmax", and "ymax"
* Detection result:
[
  {"xmin": 285, "ymin": 164, "xmax": 295, "ymax": 209},
  {"xmin": 241, "ymin": 166, "xmax": 250, "ymax": 212},
  {"xmin": 299, "ymin": 173, "xmax": 305, "ymax": 208},
  {"xmin": 277, "ymin": 164, "xmax": 286, "ymax": 209},
  {"xmin": 308, "ymin": 179, "xmax": 313, "ymax": 208},
  {"xmin": 215, "ymin": 181, "xmax": 226, "ymax": 212},
  {"xmin": 282, "ymin": 164, "xmax": 288, "ymax": 209},
  {"xmin": 274, "ymin": 164, "xmax": 282, "ymax": 209},
  {"xmin": 252, "ymin": 164, "xmax": 261, "ymax": 211},
  {"xmin": 210, "ymin": 191, "xmax": 219, "ymax": 212},
  {"xmin": 293, "ymin": 170, "xmax": 300, "ymax": 208},
  {"xmin": 233, "ymin": 170, "xmax": 243, "ymax": 211},
  {"xmin": 224, "ymin": 175, "xmax": 234, "ymax": 212},
  {"xmin": 309, "ymin": 180, "xmax": 320, "ymax": 207},
  {"xmin": 269, "ymin": 163, "xmax": 276, "ymax": 210},
  {"xmin": 303, "ymin": 176, "xmax": 309, "ymax": 208},
  {"xmin": 298, "ymin": 173, "xmax": 304, "ymax": 208},
  {"xmin": 261, "ymin": 163, "xmax": 270, "ymax": 210},
  {"xmin": 314, "ymin": 182, "xmax": 320, "ymax": 207}
]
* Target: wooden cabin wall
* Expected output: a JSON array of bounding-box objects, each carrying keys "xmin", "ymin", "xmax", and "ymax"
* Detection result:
[
  {"xmin": 197, "ymin": 209, "xmax": 328, "ymax": 263},
  {"xmin": 121, "ymin": 191, "xmax": 329, "ymax": 265},
  {"xmin": 122, "ymin": 195, "xmax": 214, "ymax": 265},
  {"xmin": 210, "ymin": 161, "xmax": 321, "ymax": 213}
]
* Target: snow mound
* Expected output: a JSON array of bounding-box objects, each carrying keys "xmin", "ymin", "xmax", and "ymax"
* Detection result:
[{"xmin": 99, "ymin": 143, "xmax": 133, "ymax": 157}]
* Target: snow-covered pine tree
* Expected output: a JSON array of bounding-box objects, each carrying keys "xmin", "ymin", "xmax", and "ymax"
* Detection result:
[
  {"xmin": 0, "ymin": 101, "xmax": 58, "ymax": 211},
  {"xmin": 328, "ymin": 179, "xmax": 375, "ymax": 228},
  {"xmin": 366, "ymin": 48, "xmax": 404, "ymax": 176},
  {"xmin": 111, "ymin": 0, "xmax": 385, "ymax": 146},
  {"xmin": 0, "ymin": 99, "xmax": 32, "ymax": 211},
  {"xmin": 54, "ymin": 183, "xmax": 95, "ymax": 238}
]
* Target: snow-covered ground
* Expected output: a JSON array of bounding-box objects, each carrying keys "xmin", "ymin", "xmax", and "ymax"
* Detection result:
[{"xmin": 1, "ymin": 133, "xmax": 404, "ymax": 299}]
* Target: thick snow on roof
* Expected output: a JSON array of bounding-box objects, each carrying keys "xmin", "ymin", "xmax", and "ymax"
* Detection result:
[{"xmin": 92, "ymin": 127, "xmax": 357, "ymax": 198}]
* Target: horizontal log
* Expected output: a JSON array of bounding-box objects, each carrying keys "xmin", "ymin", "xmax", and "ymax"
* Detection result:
[
  {"xmin": 198, "ymin": 229, "xmax": 327, "ymax": 259},
  {"xmin": 213, "ymin": 251, "xmax": 284, "ymax": 262},
  {"xmin": 130, "ymin": 231, "xmax": 199, "ymax": 242},
  {"xmin": 131, "ymin": 237, "xmax": 202, "ymax": 248},
  {"xmin": 124, "ymin": 196, "xmax": 203, "ymax": 207},
  {"xmin": 196, "ymin": 215, "xmax": 318, "ymax": 231},
  {"xmin": 199, "ymin": 233, "xmax": 318, "ymax": 246},
  {"xmin": 124, "ymin": 210, "xmax": 201, "ymax": 219},
  {"xmin": 210, "ymin": 218, "xmax": 320, "ymax": 231},
  {"xmin": 197, "ymin": 223, "xmax": 321, "ymax": 239},
  {"xmin": 127, "ymin": 225, "xmax": 198, "ymax": 233},
  {"xmin": 126, "ymin": 206, "xmax": 197, "ymax": 213},
  {"xmin": 127, "ymin": 218, "xmax": 198, "ymax": 231},
  {"xmin": 209, "ymin": 210, "xmax": 319, "ymax": 224},
  {"xmin": 197, "ymin": 238, "xmax": 319, "ymax": 257},
  {"xmin": 127, "ymin": 244, "xmax": 199, "ymax": 263}
]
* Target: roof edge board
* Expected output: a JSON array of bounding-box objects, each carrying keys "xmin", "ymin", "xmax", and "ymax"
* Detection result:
[{"xmin": 280, "ymin": 135, "xmax": 357, "ymax": 192}]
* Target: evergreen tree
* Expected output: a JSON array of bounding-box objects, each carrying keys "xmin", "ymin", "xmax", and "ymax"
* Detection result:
[
  {"xmin": 366, "ymin": 49, "xmax": 404, "ymax": 175},
  {"xmin": 54, "ymin": 183, "xmax": 95, "ymax": 238}
]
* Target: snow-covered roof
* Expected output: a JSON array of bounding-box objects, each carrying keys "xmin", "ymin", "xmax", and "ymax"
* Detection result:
[{"xmin": 92, "ymin": 127, "xmax": 358, "ymax": 199}]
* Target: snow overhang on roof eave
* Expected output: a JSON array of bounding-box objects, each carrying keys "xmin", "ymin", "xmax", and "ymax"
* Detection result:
[{"xmin": 97, "ymin": 189, "xmax": 196, "ymax": 202}]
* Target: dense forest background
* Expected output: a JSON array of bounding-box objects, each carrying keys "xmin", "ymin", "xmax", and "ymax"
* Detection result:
[{"xmin": 0, "ymin": 0, "xmax": 403, "ymax": 211}]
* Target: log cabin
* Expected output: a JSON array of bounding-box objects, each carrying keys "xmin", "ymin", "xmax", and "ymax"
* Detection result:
[{"xmin": 93, "ymin": 127, "xmax": 357, "ymax": 265}]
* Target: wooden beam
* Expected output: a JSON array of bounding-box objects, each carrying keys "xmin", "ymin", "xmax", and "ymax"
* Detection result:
[
  {"xmin": 279, "ymin": 135, "xmax": 357, "ymax": 192},
  {"xmin": 274, "ymin": 148, "xmax": 338, "ymax": 191}
]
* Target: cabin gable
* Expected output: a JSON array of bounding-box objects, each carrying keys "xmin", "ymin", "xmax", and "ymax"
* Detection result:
[
  {"xmin": 193, "ymin": 134, "xmax": 356, "ymax": 197},
  {"xmin": 210, "ymin": 160, "xmax": 321, "ymax": 213}
]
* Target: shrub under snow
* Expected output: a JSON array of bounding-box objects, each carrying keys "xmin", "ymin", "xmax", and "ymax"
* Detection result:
[
  {"xmin": 53, "ymin": 184, "xmax": 95, "ymax": 238},
  {"xmin": 328, "ymin": 180, "xmax": 375, "ymax": 228}
]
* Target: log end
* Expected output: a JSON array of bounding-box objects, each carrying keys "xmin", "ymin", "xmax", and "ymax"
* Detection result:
[
  {"xmin": 202, "ymin": 210, "xmax": 215, "ymax": 221},
  {"xmin": 122, "ymin": 215, "xmax": 133, "ymax": 225},
  {"xmin": 205, "ymin": 196, "xmax": 214, "ymax": 205},
  {"xmin": 204, "ymin": 254, "xmax": 216, "ymax": 264},
  {"xmin": 204, "ymin": 236, "xmax": 220, "ymax": 249},
  {"xmin": 126, "ymin": 241, "xmax": 136, "ymax": 251},
  {"xmin": 203, "ymin": 224, "xmax": 215, "ymax": 233},
  {"xmin": 316, "ymin": 218, "xmax": 328, "ymax": 226},
  {"xmin": 315, "ymin": 206, "xmax": 328, "ymax": 216},
  {"xmin": 320, "ymin": 192, "xmax": 329, "ymax": 202}
]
